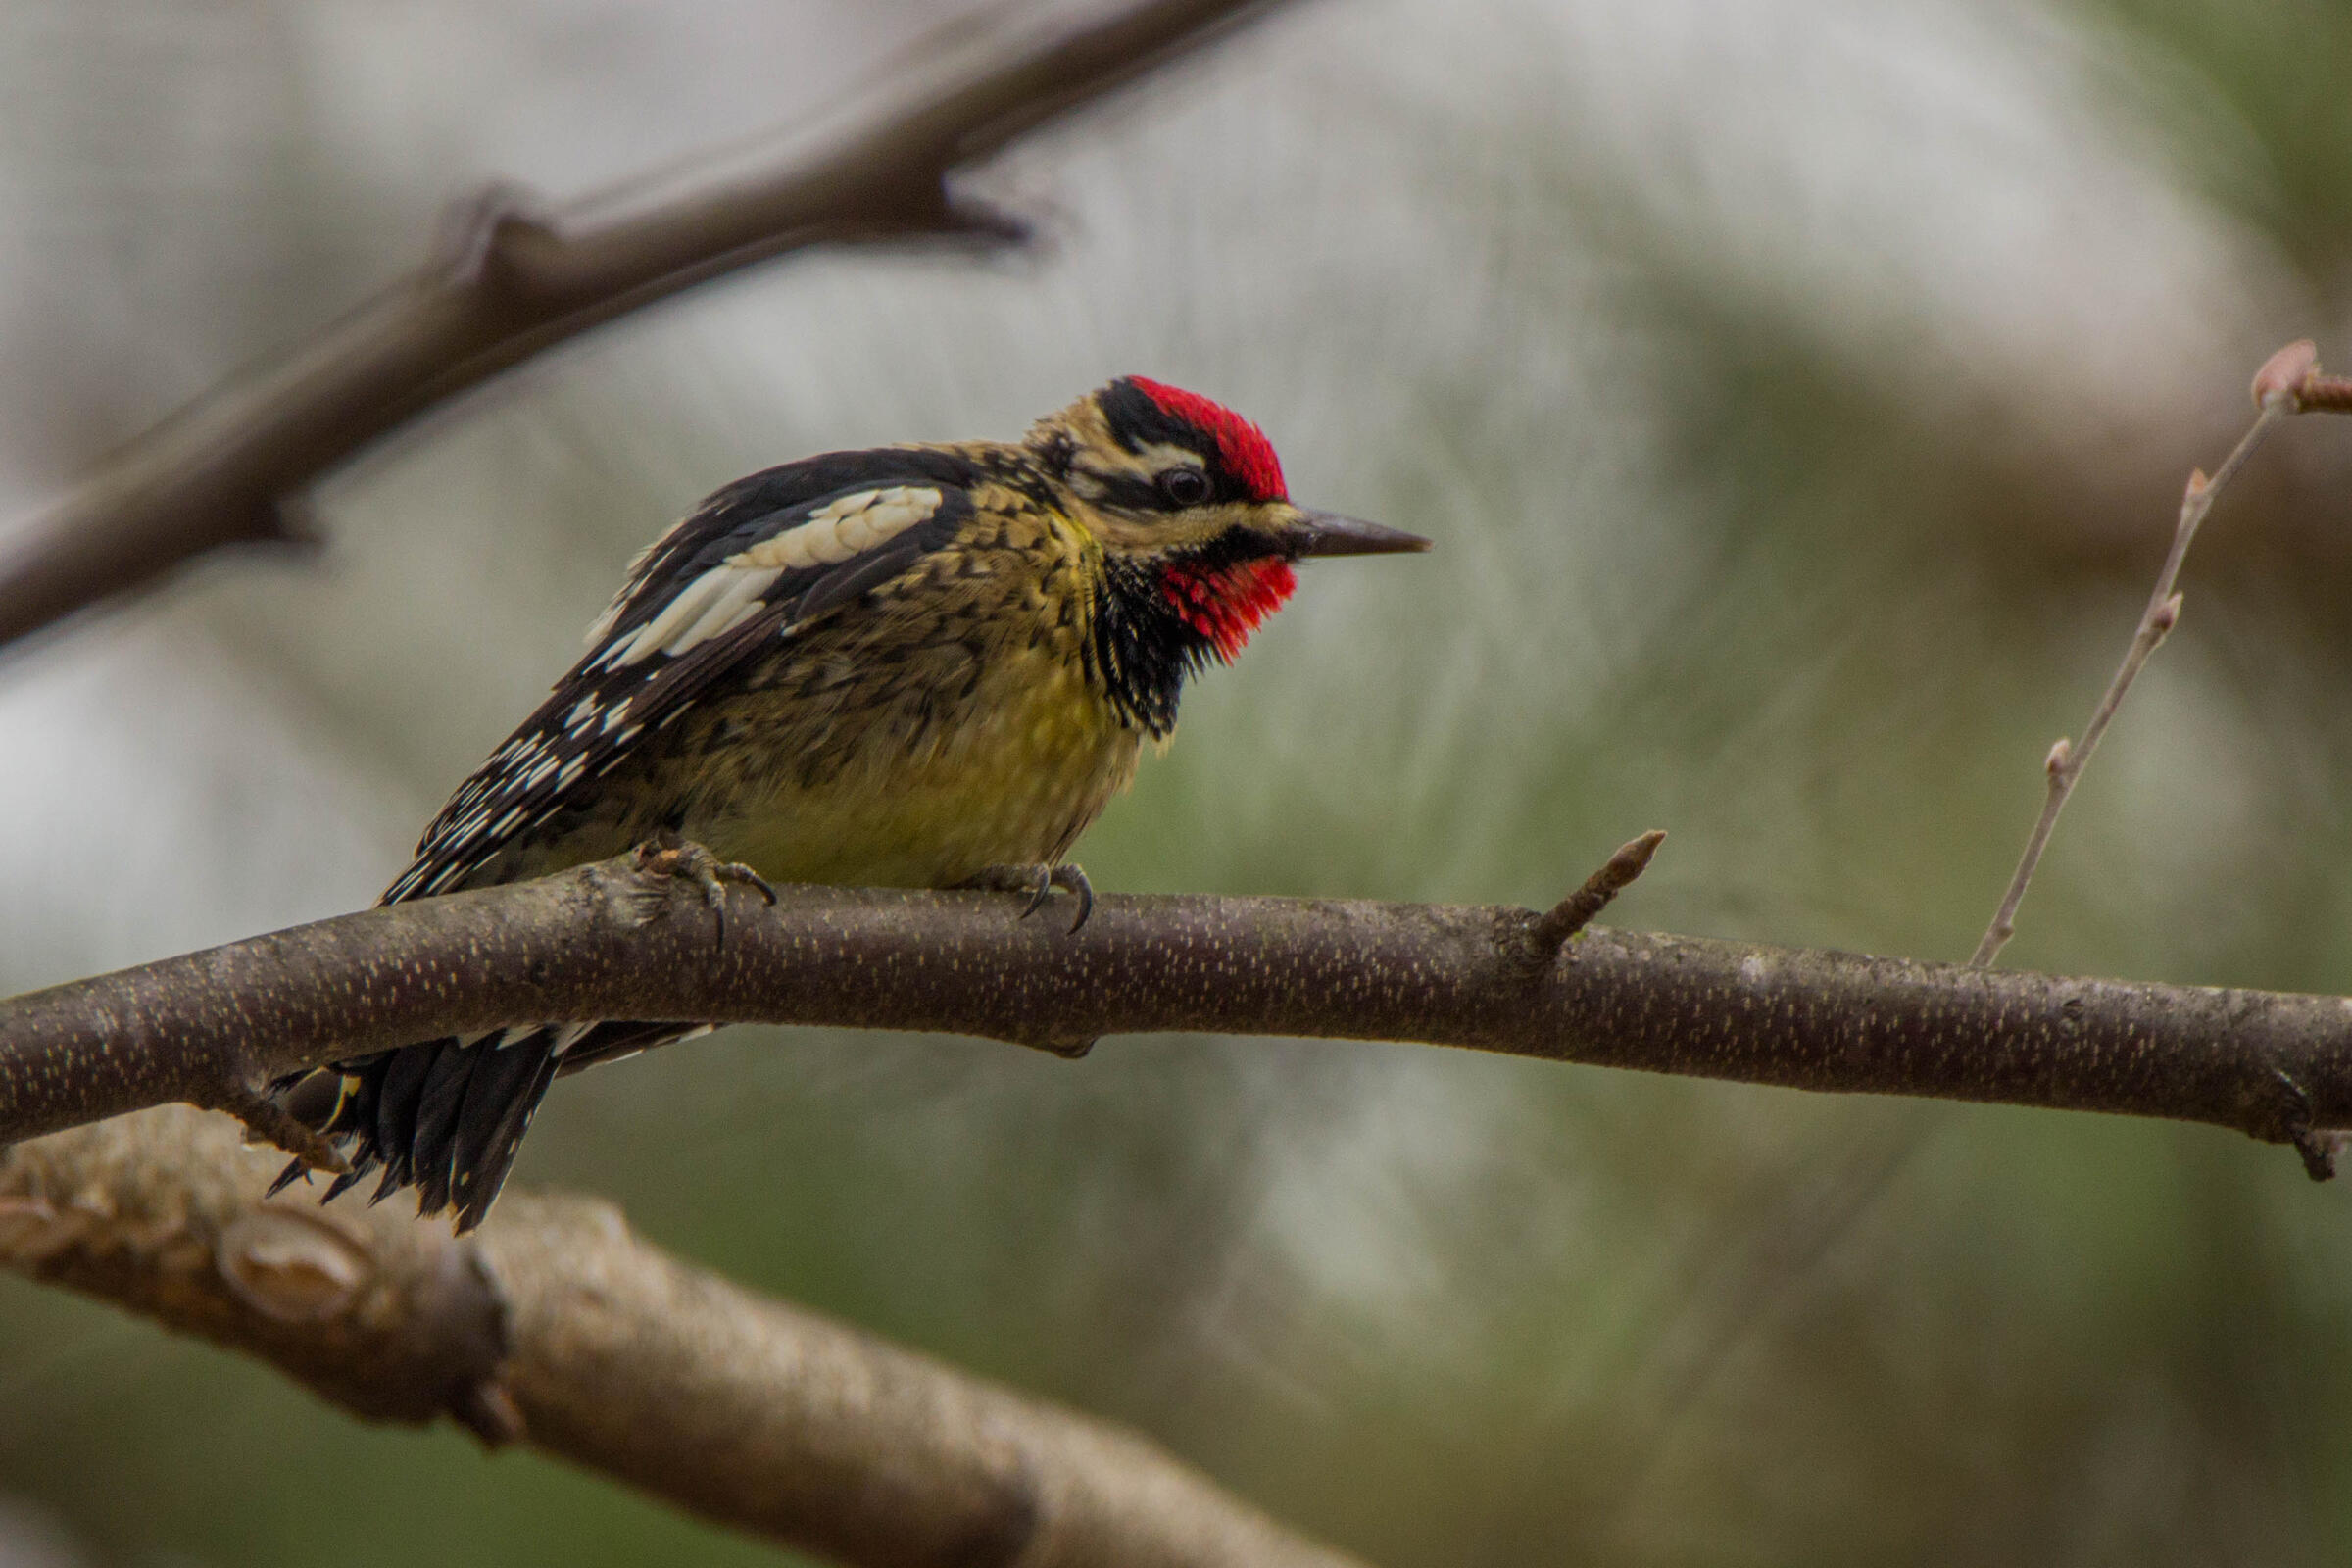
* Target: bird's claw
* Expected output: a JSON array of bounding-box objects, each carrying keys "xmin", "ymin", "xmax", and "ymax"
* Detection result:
[
  {"xmin": 1018, "ymin": 872, "xmax": 1054, "ymax": 919},
  {"xmin": 220, "ymin": 1083, "xmax": 350, "ymax": 1177},
  {"xmin": 634, "ymin": 834, "xmax": 776, "ymax": 941},
  {"xmin": 962, "ymin": 861, "xmax": 1094, "ymax": 933},
  {"xmin": 710, "ymin": 858, "xmax": 778, "ymax": 906}
]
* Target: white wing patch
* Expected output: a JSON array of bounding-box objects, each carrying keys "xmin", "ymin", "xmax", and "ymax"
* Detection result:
[
  {"xmin": 593, "ymin": 485, "xmax": 941, "ymax": 670},
  {"xmin": 735, "ymin": 484, "xmax": 943, "ymax": 569},
  {"xmin": 386, "ymin": 475, "xmax": 956, "ymax": 906}
]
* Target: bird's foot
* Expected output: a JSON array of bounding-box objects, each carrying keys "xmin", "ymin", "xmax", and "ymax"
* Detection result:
[
  {"xmin": 216, "ymin": 1082, "xmax": 350, "ymax": 1177},
  {"xmin": 960, "ymin": 861, "xmax": 1095, "ymax": 934},
  {"xmin": 634, "ymin": 833, "xmax": 776, "ymax": 938}
]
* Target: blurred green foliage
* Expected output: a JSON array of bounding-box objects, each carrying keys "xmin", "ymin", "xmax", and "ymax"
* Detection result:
[{"xmin": 5, "ymin": 1, "xmax": 2352, "ymax": 1564}]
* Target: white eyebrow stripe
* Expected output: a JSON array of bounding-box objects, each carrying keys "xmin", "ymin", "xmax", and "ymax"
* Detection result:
[{"xmin": 1077, "ymin": 439, "xmax": 1200, "ymax": 484}]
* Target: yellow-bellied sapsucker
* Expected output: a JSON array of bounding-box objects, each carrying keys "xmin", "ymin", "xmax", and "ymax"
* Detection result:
[{"xmin": 280, "ymin": 376, "xmax": 1429, "ymax": 1229}]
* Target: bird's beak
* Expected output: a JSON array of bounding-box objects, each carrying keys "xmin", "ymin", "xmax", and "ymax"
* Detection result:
[{"xmin": 1281, "ymin": 510, "xmax": 1433, "ymax": 558}]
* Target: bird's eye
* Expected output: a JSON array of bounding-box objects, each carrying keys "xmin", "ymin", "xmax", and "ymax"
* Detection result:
[{"xmin": 1157, "ymin": 467, "xmax": 1212, "ymax": 507}]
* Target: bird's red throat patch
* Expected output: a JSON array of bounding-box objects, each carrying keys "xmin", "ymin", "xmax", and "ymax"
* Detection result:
[
  {"xmin": 1160, "ymin": 557, "xmax": 1298, "ymax": 662},
  {"xmin": 1126, "ymin": 376, "xmax": 1287, "ymax": 502}
]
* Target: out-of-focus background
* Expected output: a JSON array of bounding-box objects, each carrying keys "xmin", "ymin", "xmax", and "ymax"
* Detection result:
[{"xmin": 4, "ymin": 0, "xmax": 2351, "ymax": 1563}]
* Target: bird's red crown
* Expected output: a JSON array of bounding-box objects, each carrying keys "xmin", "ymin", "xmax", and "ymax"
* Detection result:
[{"xmin": 1123, "ymin": 375, "xmax": 1288, "ymax": 503}]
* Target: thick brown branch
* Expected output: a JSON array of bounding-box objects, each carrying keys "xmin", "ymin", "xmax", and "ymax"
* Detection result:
[
  {"xmin": 0, "ymin": 0, "xmax": 1284, "ymax": 651},
  {"xmin": 2, "ymin": 1107, "xmax": 1356, "ymax": 1568},
  {"xmin": 3, "ymin": 852, "xmax": 2348, "ymax": 1174}
]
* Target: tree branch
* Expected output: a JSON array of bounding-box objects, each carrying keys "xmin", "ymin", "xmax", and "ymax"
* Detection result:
[
  {"xmin": 2, "ymin": 1106, "xmax": 1359, "ymax": 1568},
  {"xmin": 0, "ymin": 0, "xmax": 1287, "ymax": 652},
  {"xmin": 1972, "ymin": 339, "xmax": 2352, "ymax": 967},
  {"xmin": 4, "ymin": 846, "xmax": 2348, "ymax": 1177}
]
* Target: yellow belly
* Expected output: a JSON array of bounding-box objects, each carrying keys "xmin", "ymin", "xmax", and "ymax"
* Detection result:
[{"xmin": 680, "ymin": 643, "xmax": 1139, "ymax": 889}]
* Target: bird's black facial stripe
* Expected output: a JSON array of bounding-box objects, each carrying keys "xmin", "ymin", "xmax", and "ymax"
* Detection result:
[
  {"xmin": 1082, "ymin": 527, "xmax": 1297, "ymax": 736},
  {"xmin": 1094, "ymin": 379, "xmax": 1260, "ymax": 508},
  {"xmin": 1098, "ymin": 378, "xmax": 1212, "ymax": 462},
  {"xmin": 1086, "ymin": 472, "xmax": 1170, "ymax": 513},
  {"xmin": 1088, "ymin": 557, "xmax": 1197, "ymax": 737}
]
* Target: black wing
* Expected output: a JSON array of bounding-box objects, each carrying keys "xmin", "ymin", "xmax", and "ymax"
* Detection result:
[{"xmin": 381, "ymin": 447, "xmax": 982, "ymax": 905}]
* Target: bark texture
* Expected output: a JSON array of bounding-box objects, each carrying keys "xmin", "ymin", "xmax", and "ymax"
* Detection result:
[
  {"xmin": 3, "ymin": 853, "xmax": 2345, "ymax": 1166},
  {"xmin": 0, "ymin": 1107, "xmax": 1362, "ymax": 1568}
]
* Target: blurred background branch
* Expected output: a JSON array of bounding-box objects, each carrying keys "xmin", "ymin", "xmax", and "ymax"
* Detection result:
[
  {"xmin": 6, "ymin": 849, "xmax": 2349, "ymax": 1174},
  {"xmin": 1, "ymin": 1107, "xmax": 1361, "ymax": 1568},
  {"xmin": 0, "ymin": 0, "xmax": 1284, "ymax": 653},
  {"xmin": 1972, "ymin": 341, "xmax": 2352, "ymax": 967}
]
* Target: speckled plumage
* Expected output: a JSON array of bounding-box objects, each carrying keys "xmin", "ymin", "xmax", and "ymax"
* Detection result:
[
  {"xmin": 284, "ymin": 377, "xmax": 1428, "ymax": 1229},
  {"xmin": 478, "ymin": 468, "xmax": 1134, "ymax": 892}
]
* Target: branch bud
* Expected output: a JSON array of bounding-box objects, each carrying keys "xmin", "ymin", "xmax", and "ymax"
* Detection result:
[
  {"xmin": 2252, "ymin": 339, "xmax": 2320, "ymax": 409},
  {"xmin": 2045, "ymin": 737, "xmax": 2074, "ymax": 777},
  {"xmin": 2183, "ymin": 467, "xmax": 2209, "ymax": 500},
  {"xmin": 2149, "ymin": 593, "xmax": 2182, "ymax": 635}
]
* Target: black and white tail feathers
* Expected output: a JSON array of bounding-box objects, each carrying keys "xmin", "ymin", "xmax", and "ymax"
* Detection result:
[{"xmin": 271, "ymin": 1020, "xmax": 694, "ymax": 1232}]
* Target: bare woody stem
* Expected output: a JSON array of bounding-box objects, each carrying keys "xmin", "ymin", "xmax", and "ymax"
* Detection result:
[
  {"xmin": 3, "ymin": 847, "xmax": 2349, "ymax": 1178},
  {"xmin": 0, "ymin": 0, "xmax": 1284, "ymax": 651},
  {"xmin": 1519, "ymin": 830, "xmax": 1667, "ymax": 967},
  {"xmin": 3, "ymin": 1107, "xmax": 1360, "ymax": 1568},
  {"xmin": 1971, "ymin": 340, "xmax": 2347, "ymax": 968}
]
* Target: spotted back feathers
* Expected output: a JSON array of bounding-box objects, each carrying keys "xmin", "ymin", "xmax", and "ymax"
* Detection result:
[{"xmin": 381, "ymin": 451, "xmax": 976, "ymax": 904}]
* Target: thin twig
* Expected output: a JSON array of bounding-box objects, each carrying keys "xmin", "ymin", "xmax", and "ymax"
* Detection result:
[
  {"xmin": 1520, "ymin": 829, "xmax": 1667, "ymax": 966},
  {"xmin": 0, "ymin": 0, "xmax": 1286, "ymax": 652},
  {"xmin": 1969, "ymin": 339, "xmax": 2341, "ymax": 968},
  {"xmin": 4, "ymin": 849, "xmax": 2350, "ymax": 1176},
  {"xmin": 4, "ymin": 1107, "xmax": 1362, "ymax": 1568}
]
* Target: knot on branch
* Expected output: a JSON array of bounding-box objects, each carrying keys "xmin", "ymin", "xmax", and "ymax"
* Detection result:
[
  {"xmin": 219, "ymin": 1207, "xmax": 370, "ymax": 1322},
  {"xmin": 2267, "ymin": 1068, "xmax": 2349, "ymax": 1183},
  {"xmin": 2, "ymin": 1110, "xmax": 520, "ymax": 1440},
  {"xmin": 940, "ymin": 191, "xmax": 1036, "ymax": 249},
  {"xmin": 822, "ymin": 173, "xmax": 1036, "ymax": 253},
  {"xmin": 430, "ymin": 181, "xmax": 558, "ymax": 298},
  {"xmin": 993, "ymin": 1030, "xmax": 1099, "ymax": 1060}
]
